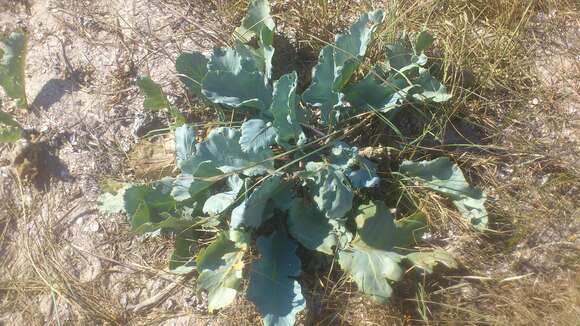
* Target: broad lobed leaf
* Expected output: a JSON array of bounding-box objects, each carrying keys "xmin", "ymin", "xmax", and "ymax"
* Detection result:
[
  {"xmin": 248, "ymin": 231, "xmax": 305, "ymax": 326},
  {"xmin": 230, "ymin": 175, "xmax": 282, "ymax": 229},
  {"xmin": 171, "ymin": 161, "xmax": 223, "ymax": 202},
  {"xmin": 270, "ymin": 72, "xmax": 306, "ymax": 149},
  {"xmin": 239, "ymin": 119, "xmax": 277, "ymax": 153},
  {"xmin": 202, "ymin": 175, "xmax": 244, "ymax": 215},
  {"xmin": 170, "ymin": 231, "xmax": 197, "ymax": 273},
  {"xmin": 332, "ymin": 10, "xmax": 386, "ymax": 90},
  {"xmin": 137, "ymin": 76, "xmax": 185, "ymax": 124},
  {"xmin": 344, "ymin": 31, "xmax": 451, "ymax": 116},
  {"xmin": 302, "ymin": 10, "xmax": 385, "ymax": 126},
  {"xmin": 400, "ymin": 157, "xmax": 488, "ymax": 229},
  {"xmin": 302, "ymin": 161, "xmax": 354, "ymax": 220},
  {"xmin": 338, "ymin": 244, "xmax": 403, "ymax": 304},
  {"xmin": 288, "ymin": 197, "xmax": 348, "ymax": 255},
  {"xmin": 175, "ymin": 124, "xmax": 196, "ymax": 168},
  {"xmin": 196, "ymin": 232, "xmax": 247, "ymax": 311},
  {"xmin": 202, "ymin": 70, "xmax": 272, "ymax": 112},
  {"xmin": 337, "ymin": 201, "xmax": 431, "ymax": 303},
  {"xmin": 329, "ymin": 142, "xmax": 380, "ymax": 188},
  {"xmin": 234, "ymin": 0, "xmax": 275, "ymax": 81},
  {"xmin": 406, "ymin": 249, "xmax": 458, "ymax": 274},
  {"xmin": 175, "ymin": 51, "xmax": 208, "ymax": 98},
  {"xmin": 180, "ymin": 127, "xmax": 274, "ymax": 176}
]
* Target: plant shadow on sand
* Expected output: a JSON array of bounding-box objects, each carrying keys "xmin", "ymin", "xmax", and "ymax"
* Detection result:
[{"xmin": 30, "ymin": 78, "xmax": 81, "ymax": 111}]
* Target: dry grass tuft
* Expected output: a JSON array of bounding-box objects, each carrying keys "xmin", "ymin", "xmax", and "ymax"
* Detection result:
[
  {"xmin": 0, "ymin": 183, "xmax": 126, "ymax": 324},
  {"xmin": 128, "ymin": 134, "xmax": 176, "ymax": 181},
  {"xmin": 0, "ymin": 178, "xmax": 195, "ymax": 324}
]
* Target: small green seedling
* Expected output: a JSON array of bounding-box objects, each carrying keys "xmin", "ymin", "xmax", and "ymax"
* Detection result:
[
  {"xmin": 0, "ymin": 31, "xmax": 27, "ymax": 109},
  {"xmin": 0, "ymin": 30, "xmax": 27, "ymax": 143}
]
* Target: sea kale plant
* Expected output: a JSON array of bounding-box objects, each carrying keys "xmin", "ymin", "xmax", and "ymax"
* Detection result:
[{"xmin": 100, "ymin": 1, "xmax": 488, "ymax": 324}]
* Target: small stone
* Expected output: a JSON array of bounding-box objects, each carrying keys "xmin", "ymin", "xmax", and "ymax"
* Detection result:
[
  {"xmin": 163, "ymin": 298, "xmax": 176, "ymax": 310},
  {"xmin": 38, "ymin": 295, "xmax": 54, "ymax": 316},
  {"xmin": 88, "ymin": 220, "xmax": 100, "ymax": 232}
]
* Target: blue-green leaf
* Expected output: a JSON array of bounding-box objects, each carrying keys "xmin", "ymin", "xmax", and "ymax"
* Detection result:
[
  {"xmin": 134, "ymin": 213, "xmax": 198, "ymax": 235},
  {"xmin": 239, "ymin": 119, "xmax": 277, "ymax": 153},
  {"xmin": 287, "ymin": 198, "xmax": 347, "ymax": 255},
  {"xmin": 99, "ymin": 179, "xmax": 178, "ymax": 234},
  {"xmin": 175, "ymin": 51, "xmax": 208, "ymax": 97},
  {"xmin": 354, "ymin": 201, "xmax": 428, "ymax": 249},
  {"xmin": 343, "ymin": 73, "xmax": 409, "ymax": 113},
  {"xmin": 171, "ymin": 161, "xmax": 223, "ymax": 202},
  {"xmin": 203, "ymin": 41, "xmax": 273, "ymax": 110},
  {"xmin": 328, "ymin": 141, "xmax": 380, "ymax": 188},
  {"xmin": 337, "ymin": 201, "xmax": 414, "ymax": 303},
  {"xmin": 231, "ymin": 175, "xmax": 282, "ymax": 228},
  {"xmin": 347, "ymin": 161, "xmax": 380, "ymax": 188},
  {"xmin": 235, "ymin": 0, "xmax": 275, "ymax": 44},
  {"xmin": 270, "ymin": 72, "xmax": 306, "ymax": 149},
  {"xmin": 181, "ymin": 127, "xmax": 274, "ymax": 176},
  {"xmin": 234, "ymin": 0, "xmax": 275, "ymax": 81},
  {"xmin": 400, "ymin": 157, "xmax": 488, "ymax": 229},
  {"xmin": 196, "ymin": 232, "xmax": 247, "ymax": 311},
  {"xmin": 208, "ymin": 45, "xmax": 261, "ymax": 74},
  {"xmin": 0, "ymin": 31, "xmax": 27, "ymax": 108},
  {"xmin": 175, "ymin": 124, "xmax": 196, "ymax": 168},
  {"xmin": 353, "ymin": 201, "xmax": 397, "ymax": 249},
  {"xmin": 203, "ymin": 175, "xmax": 244, "ymax": 215},
  {"xmin": 302, "ymin": 46, "xmax": 343, "ymax": 126},
  {"xmin": 122, "ymin": 179, "xmax": 177, "ymax": 234},
  {"xmin": 406, "ymin": 249, "xmax": 458, "ymax": 274},
  {"xmin": 332, "ymin": 9, "xmax": 386, "ymax": 90},
  {"xmin": 412, "ymin": 71, "xmax": 452, "ymax": 103},
  {"xmin": 202, "ymin": 70, "xmax": 272, "ymax": 111},
  {"xmin": 386, "ymin": 42, "xmax": 420, "ymax": 75},
  {"xmin": 270, "ymin": 182, "xmax": 296, "ymax": 211},
  {"xmin": 386, "ymin": 35, "xmax": 432, "ymax": 75},
  {"xmin": 303, "ymin": 10, "xmax": 385, "ymax": 126},
  {"xmin": 326, "ymin": 141, "xmax": 359, "ymax": 169},
  {"xmin": 137, "ymin": 76, "xmax": 185, "ymax": 123},
  {"xmin": 338, "ymin": 244, "xmax": 403, "ymax": 304},
  {"xmin": 248, "ymin": 231, "xmax": 305, "ymax": 326},
  {"xmin": 395, "ymin": 211, "xmax": 428, "ymax": 246},
  {"xmin": 98, "ymin": 185, "xmax": 129, "ymax": 215},
  {"xmin": 258, "ymin": 27, "xmax": 275, "ymax": 82},
  {"xmin": 302, "ymin": 162, "xmax": 353, "ymax": 220}
]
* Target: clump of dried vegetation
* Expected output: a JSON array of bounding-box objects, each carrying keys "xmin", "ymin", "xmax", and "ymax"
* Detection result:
[{"xmin": 1, "ymin": 0, "xmax": 578, "ymax": 325}]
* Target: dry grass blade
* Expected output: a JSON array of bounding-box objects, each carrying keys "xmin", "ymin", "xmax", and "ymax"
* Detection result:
[{"xmin": 128, "ymin": 133, "xmax": 176, "ymax": 181}]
